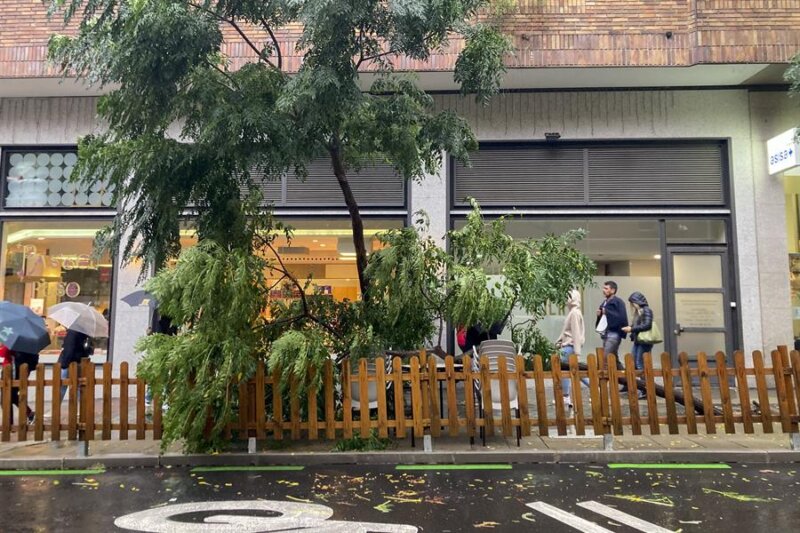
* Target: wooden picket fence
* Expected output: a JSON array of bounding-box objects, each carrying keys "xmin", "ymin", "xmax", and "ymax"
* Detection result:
[{"xmin": 1, "ymin": 347, "xmax": 799, "ymax": 444}]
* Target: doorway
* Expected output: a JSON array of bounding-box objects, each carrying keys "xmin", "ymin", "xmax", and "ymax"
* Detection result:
[{"xmin": 665, "ymin": 246, "xmax": 734, "ymax": 364}]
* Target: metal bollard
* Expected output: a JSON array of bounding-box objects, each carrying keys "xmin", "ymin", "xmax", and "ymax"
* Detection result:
[
  {"xmin": 423, "ymin": 435, "xmax": 433, "ymax": 453},
  {"xmin": 248, "ymin": 437, "xmax": 257, "ymax": 454},
  {"xmin": 791, "ymin": 433, "xmax": 800, "ymax": 451},
  {"xmin": 77, "ymin": 440, "xmax": 89, "ymax": 458},
  {"xmin": 603, "ymin": 434, "xmax": 614, "ymax": 451}
]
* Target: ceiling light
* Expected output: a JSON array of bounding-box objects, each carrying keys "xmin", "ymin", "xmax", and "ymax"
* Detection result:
[{"xmin": 653, "ymin": 254, "xmax": 662, "ymax": 259}]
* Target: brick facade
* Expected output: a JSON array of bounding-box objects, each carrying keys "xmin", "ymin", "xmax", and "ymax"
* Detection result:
[{"xmin": 1, "ymin": 0, "xmax": 799, "ymax": 78}]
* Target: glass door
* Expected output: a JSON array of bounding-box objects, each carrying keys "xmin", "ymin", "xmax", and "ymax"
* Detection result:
[{"xmin": 666, "ymin": 247, "xmax": 733, "ymax": 363}]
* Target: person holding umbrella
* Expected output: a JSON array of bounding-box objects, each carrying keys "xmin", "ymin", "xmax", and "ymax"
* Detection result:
[
  {"xmin": 0, "ymin": 301, "xmax": 51, "ymax": 424},
  {"xmin": 47, "ymin": 302, "xmax": 108, "ymax": 401}
]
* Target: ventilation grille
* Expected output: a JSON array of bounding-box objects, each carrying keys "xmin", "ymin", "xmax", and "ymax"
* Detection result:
[
  {"xmin": 452, "ymin": 143, "xmax": 725, "ymax": 207},
  {"xmin": 243, "ymin": 159, "xmax": 405, "ymax": 207}
]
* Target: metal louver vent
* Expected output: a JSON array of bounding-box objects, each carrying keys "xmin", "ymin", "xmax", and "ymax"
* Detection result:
[
  {"xmin": 239, "ymin": 159, "xmax": 406, "ymax": 207},
  {"xmin": 587, "ymin": 145, "xmax": 724, "ymax": 206},
  {"xmin": 285, "ymin": 159, "xmax": 405, "ymax": 207},
  {"xmin": 453, "ymin": 148, "xmax": 585, "ymax": 206},
  {"xmin": 452, "ymin": 142, "xmax": 726, "ymax": 208}
]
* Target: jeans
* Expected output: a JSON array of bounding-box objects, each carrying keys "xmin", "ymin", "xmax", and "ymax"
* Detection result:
[
  {"xmin": 632, "ymin": 343, "xmax": 654, "ymax": 371},
  {"xmin": 559, "ymin": 346, "xmax": 591, "ymax": 397},
  {"xmin": 602, "ymin": 331, "xmax": 623, "ymax": 369}
]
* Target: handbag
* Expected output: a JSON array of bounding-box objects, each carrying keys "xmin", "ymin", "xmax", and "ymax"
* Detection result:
[
  {"xmin": 637, "ymin": 321, "xmax": 663, "ymax": 344},
  {"xmin": 595, "ymin": 314, "xmax": 608, "ymax": 334}
]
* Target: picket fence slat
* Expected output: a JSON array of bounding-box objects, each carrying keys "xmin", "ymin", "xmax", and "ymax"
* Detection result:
[
  {"xmin": 552, "ymin": 355, "xmax": 566, "ymax": 436},
  {"xmin": 392, "ymin": 358, "xmax": 406, "ymax": 439},
  {"xmin": 410, "ymin": 357, "xmax": 423, "ymax": 439},
  {"xmin": 67, "ymin": 363, "xmax": 78, "ymax": 441},
  {"xmin": 35, "ymin": 364, "xmax": 45, "ymax": 441},
  {"xmin": 273, "ymin": 367, "xmax": 284, "ymax": 440},
  {"xmin": 625, "ymin": 354, "xmax": 642, "ymax": 436},
  {"xmin": 516, "ymin": 355, "xmax": 531, "ymax": 437},
  {"xmin": 445, "ymin": 356, "xmax": 459, "ymax": 437},
  {"xmin": 119, "ymin": 363, "xmax": 129, "ymax": 440},
  {"xmin": 480, "ymin": 356, "xmax": 494, "ymax": 436},
  {"xmin": 256, "ymin": 362, "xmax": 266, "ymax": 440},
  {"xmin": 660, "ymin": 353, "xmax": 679, "ymax": 434},
  {"xmin": 716, "ymin": 352, "xmax": 735, "ymax": 433},
  {"xmin": 587, "ymin": 354, "xmax": 603, "ymax": 435},
  {"xmin": 753, "ymin": 351, "xmax": 774, "ymax": 433},
  {"xmin": 608, "ymin": 355, "xmax": 623, "ymax": 436},
  {"xmin": 791, "ymin": 351, "xmax": 800, "ymax": 423},
  {"xmin": 568, "ymin": 355, "xmax": 585, "ymax": 436},
  {"xmin": 734, "ymin": 351, "xmax": 754, "ymax": 434},
  {"xmin": 18, "ymin": 363, "xmax": 28, "ymax": 441},
  {"xmin": 464, "ymin": 355, "xmax": 476, "ymax": 440},
  {"xmin": 778, "ymin": 346, "xmax": 798, "ymax": 428},
  {"xmin": 533, "ymin": 355, "xmax": 548, "ymax": 436},
  {"xmin": 771, "ymin": 350, "xmax": 793, "ymax": 434},
  {"xmin": 697, "ymin": 352, "xmax": 716, "ymax": 434},
  {"xmin": 643, "ymin": 354, "xmax": 659, "ymax": 435},
  {"xmin": 428, "ymin": 357, "xmax": 441, "ymax": 438},
  {"xmin": 678, "ymin": 353, "xmax": 698, "ymax": 434},
  {"xmin": 498, "ymin": 357, "xmax": 513, "ymax": 437},
  {"xmin": 102, "ymin": 363, "xmax": 112, "ymax": 440}
]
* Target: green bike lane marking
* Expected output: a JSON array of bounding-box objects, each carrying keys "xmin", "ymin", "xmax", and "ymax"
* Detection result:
[
  {"xmin": 608, "ymin": 463, "xmax": 731, "ymax": 470},
  {"xmin": 396, "ymin": 464, "xmax": 512, "ymax": 471},
  {"xmin": 190, "ymin": 466, "xmax": 305, "ymax": 473},
  {"xmin": 0, "ymin": 468, "xmax": 105, "ymax": 476}
]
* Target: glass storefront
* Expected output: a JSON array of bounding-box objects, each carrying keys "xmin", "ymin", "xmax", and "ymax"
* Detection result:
[
  {"xmin": 179, "ymin": 218, "xmax": 405, "ymax": 310},
  {"xmin": 0, "ymin": 220, "xmax": 113, "ymax": 362},
  {"xmin": 452, "ymin": 217, "xmax": 731, "ymax": 360}
]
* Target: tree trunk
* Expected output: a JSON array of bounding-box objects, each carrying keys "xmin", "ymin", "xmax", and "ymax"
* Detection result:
[
  {"xmin": 563, "ymin": 361, "xmax": 722, "ymax": 416},
  {"xmin": 329, "ymin": 141, "xmax": 369, "ymax": 296}
]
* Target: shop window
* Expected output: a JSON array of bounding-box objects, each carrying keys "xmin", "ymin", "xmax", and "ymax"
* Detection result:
[
  {"xmin": 2, "ymin": 149, "xmax": 115, "ymax": 208},
  {"xmin": 452, "ymin": 218, "xmax": 664, "ymax": 360},
  {"xmin": 178, "ymin": 219, "xmax": 405, "ymax": 307},
  {"xmin": 0, "ymin": 220, "xmax": 113, "ymax": 362}
]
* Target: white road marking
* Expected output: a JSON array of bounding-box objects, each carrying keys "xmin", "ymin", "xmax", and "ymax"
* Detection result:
[
  {"xmin": 525, "ymin": 501, "xmax": 614, "ymax": 533},
  {"xmin": 114, "ymin": 500, "xmax": 418, "ymax": 532},
  {"xmin": 578, "ymin": 501, "xmax": 675, "ymax": 533}
]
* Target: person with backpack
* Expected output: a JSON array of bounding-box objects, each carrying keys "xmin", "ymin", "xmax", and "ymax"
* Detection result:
[{"xmin": 622, "ymin": 291, "xmax": 657, "ymax": 399}]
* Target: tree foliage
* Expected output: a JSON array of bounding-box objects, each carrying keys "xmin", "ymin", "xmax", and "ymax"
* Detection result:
[
  {"xmin": 136, "ymin": 239, "xmax": 268, "ymax": 451},
  {"xmin": 48, "ymin": 0, "xmax": 513, "ymax": 291}
]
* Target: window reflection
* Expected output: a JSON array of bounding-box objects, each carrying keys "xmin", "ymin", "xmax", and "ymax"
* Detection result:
[{"xmin": 1, "ymin": 220, "xmax": 113, "ymax": 361}]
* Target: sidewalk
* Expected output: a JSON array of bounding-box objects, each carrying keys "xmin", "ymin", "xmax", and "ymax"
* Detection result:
[{"xmin": 1, "ymin": 426, "xmax": 798, "ymax": 470}]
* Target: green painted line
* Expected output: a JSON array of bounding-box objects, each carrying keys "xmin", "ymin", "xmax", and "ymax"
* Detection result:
[
  {"xmin": 396, "ymin": 464, "xmax": 512, "ymax": 471},
  {"xmin": 190, "ymin": 466, "xmax": 305, "ymax": 473},
  {"xmin": 0, "ymin": 468, "xmax": 105, "ymax": 476},
  {"xmin": 608, "ymin": 463, "xmax": 730, "ymax": 470}
]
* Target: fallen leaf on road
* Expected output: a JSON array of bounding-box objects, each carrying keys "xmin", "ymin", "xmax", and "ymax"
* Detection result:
[{"xmin": 474, "ymin": 522, "xmax": 500, "ymax": 528}]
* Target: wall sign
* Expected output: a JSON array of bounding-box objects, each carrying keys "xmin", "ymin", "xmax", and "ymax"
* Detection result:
[{"xmin": 767, "ymin": 128, "xmax": 800, "ymax": 175}]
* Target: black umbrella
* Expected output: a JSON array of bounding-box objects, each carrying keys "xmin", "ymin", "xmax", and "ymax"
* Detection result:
[
  {"xmin": 121, "ymin": 289, "xmax": 157, "ymax": 309},
  {"xmin": 0, "ymin": 301, "xmax": 51, "ymax": 353}
]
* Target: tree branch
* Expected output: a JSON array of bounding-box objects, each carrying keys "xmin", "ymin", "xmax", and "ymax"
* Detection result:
[
  {"xmin": 260, "ymin": 16, "xmax": 282, "ymax": 70},
  {"xmin": 187, "ymin": 2, "xmax": 277, "ymax": 69}
]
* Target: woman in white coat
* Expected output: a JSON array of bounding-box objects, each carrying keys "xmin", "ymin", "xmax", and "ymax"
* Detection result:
[{"xmin": 555, "ymin": 289, "xmax": 585, "ymax": 408}]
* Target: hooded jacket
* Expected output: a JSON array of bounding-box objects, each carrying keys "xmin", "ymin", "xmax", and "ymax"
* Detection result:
[
  {"xmin": 557, "ymin": 290, "xmax": 585, "ymax": 355},
  {"xmin": 628, "ymin": 291, "xmax": 654, "ymax": 344}
]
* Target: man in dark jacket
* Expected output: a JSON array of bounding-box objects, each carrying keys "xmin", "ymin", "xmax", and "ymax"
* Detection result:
[
  {"xmin": 58, "ymin": 328, "xmax": 91, "ymax": 401},
  {"xmin": 596, "ymin": 280, "xmax": 628, "ymax": 358}
]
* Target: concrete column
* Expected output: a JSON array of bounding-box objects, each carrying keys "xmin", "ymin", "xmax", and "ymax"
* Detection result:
[
  {"xmin": 409, "ymin": 154, "xmax": 449, "ymax": 349},
  {"xmin": 748, "ymin": 92, "xmax": 798, "ymax": 352}
]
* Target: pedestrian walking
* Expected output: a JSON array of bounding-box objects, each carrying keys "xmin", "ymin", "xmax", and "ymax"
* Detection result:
[
  {"xmin": 595, "ymin": 280, "xmax": 629, "ymax": 389},
  {"xmin": 555, "ymin": 289, "xmax": 585, "ymax": 408},
  {"xmin": 58, "ymin": 327, "xmax": 92, "ymax": 401},
  {"xmin": 622, "ymin": 291, "xmax": 654, "ymax": 399},
  {"xmin": 0, "ymin": 344, "xmax": 38, "ymax": 424}
]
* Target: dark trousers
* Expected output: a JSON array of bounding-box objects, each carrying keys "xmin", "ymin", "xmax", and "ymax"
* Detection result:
[{"xmin": 10, "ymin": 353, "xmax": 40, "ymax": 422}]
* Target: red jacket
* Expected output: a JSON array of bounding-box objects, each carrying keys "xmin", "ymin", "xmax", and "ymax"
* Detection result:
[{"xmin": 0, "ymin": 345, "xmax": 10, "ymax": 367}]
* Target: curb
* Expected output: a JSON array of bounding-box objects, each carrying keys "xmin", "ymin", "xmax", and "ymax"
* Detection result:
[{"xmin": 1, "ymin": 449, "xmax": 799, "ymax": 470}]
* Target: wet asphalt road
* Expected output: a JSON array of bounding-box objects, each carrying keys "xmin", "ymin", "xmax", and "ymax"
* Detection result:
[{"xmin": 0, "ymin": 462, "xmax": 797, "ymax": 532}]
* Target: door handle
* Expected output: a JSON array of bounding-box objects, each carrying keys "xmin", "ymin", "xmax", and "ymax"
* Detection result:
[{"xmin": 674, "ymin": 323, "xmax": 685, "ymax": 335}]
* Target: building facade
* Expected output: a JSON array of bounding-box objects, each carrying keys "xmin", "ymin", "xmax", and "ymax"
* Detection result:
[{"xmin": 1, "ymin": 1, "xmax": 800, "ymax": 370}]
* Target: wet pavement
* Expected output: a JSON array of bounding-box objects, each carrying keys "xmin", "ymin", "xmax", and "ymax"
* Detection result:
[{"xmin": 0, "ymin": 462, "xmax": 798, "ymax": 532}]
